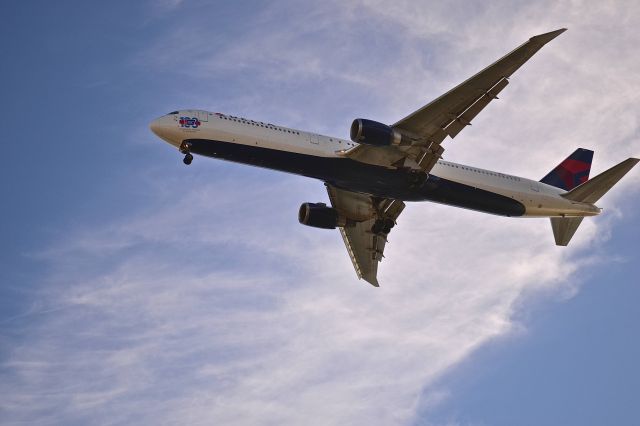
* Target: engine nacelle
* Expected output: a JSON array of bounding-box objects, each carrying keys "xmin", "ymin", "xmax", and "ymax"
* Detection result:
[
  {"xmin": 298, "ymin": 203, "xmax": 346, "ymax": 229},
  {"xmin": 350, "ymin": 118, "xmax": 408, "ymax": 146}
]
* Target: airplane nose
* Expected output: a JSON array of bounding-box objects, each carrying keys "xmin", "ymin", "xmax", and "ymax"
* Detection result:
[
  {"xmin": 149, "ymin": 117, "xmax": 163, "ymax": 137},
  {"xmin": 149, "ymin": 115, "xmax": 181, "ymax": 148}
]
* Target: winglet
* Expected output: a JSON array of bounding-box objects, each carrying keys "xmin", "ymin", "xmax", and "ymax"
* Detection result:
[{"xmin": 529, "ymin": 28, "xmax": 567, "ymax": 45}]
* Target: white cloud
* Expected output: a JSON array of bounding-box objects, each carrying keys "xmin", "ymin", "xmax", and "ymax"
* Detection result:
[
  {"xmin": 3, "ymin": 1, "xmax": 640, "ymax": 425},
  {"xmin": 0, "ymin": 174, "xmax": 615, "ymax": 425}
]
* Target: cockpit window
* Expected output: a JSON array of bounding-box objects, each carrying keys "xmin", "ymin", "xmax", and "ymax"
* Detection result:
[{"xmin": 168, "ymin": 111, "xmax": 179, "ymax": 115}]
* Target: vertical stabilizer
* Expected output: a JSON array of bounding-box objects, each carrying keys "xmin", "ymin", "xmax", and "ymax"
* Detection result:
[
  {"xmin": 541, "ymin": 148, "xmax": 594, "ymax": 191},
  {"xmin": 550, "ymin": 217, "xmax": 584, "ymax": 246}
]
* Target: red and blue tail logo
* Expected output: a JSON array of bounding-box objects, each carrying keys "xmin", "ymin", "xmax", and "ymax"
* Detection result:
[{"xmin": 540, "ymin": 148, "xmax": 593, "ymax": 191}]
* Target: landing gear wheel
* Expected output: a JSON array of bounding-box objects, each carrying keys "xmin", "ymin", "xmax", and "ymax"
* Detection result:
[
  {"xmin": 180, "ymin": 141, "xmax": 193, "ymax": 165},
  {"xmin": 382, "ymin": 218, "xmax": 395, "ymax": 234},
  {"xmin": 407, "ymin": 170, "xmax": 428, "ymax": 188},
  {"xmin": 371, "ymin": 220, "xmax": 385, "ymax": 235},
  {"xmin": 371, "ymin": 218, "xmax": 395, "ymax": 235}
]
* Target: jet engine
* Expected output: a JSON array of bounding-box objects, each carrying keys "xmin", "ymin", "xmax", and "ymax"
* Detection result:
[
  {"xmin": 350, "ymin": 118, "xmax": 409, "ymax": 146},
  {"xmin": 298, "ymin": 203, "xmax": 346, "ymax": 229}
]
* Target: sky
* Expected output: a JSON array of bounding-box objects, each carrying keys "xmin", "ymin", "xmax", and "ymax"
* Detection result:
[{"xmin": 1, "ymin": 1, "xmax": 639, "ymax": 425}]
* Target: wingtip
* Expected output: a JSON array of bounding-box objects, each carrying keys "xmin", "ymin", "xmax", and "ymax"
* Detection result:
[
  {"xmin": 530, "ymin": 28, "xmax": 567, "ymax": 44},
  {"xmin": 362, "ymin": 276, "xmax": 380, "ymax": 287}
]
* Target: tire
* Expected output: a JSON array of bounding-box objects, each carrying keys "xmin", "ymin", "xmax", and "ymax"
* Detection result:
[
  {"xmin": 408, "ymin": 170, "xmax": 428, "ymax": 188},
  {"xmin": 371, "ymin": 220, "xmax": 385, "ymax": 234}
]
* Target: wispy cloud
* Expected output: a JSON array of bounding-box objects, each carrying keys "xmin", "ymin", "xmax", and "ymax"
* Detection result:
[{"xmin": 0, "ymin": 172, "xmax": 614, "ymax": 425}]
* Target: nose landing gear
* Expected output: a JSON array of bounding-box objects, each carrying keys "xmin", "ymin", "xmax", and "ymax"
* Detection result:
[{"xmin": 180, "ymin": 141, "xmax": 193, "ymax": 165}]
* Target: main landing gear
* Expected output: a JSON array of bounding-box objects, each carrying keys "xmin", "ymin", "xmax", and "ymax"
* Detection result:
[
  {"xmin": 180, "ymin": 141, "xmax": 193, "ymax": 165},
  {"xmin": 407, "ymin": 169, "xmax": 429, "ymax": 188},
  {"xmin": 371, "ymin": 218, "xmax": 395, "ymax": 235}
]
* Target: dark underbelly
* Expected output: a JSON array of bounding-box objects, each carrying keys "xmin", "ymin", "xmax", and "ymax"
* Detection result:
[{"xmin": 186, "ymin": 138, "xmax": 526, "ymax": 217}]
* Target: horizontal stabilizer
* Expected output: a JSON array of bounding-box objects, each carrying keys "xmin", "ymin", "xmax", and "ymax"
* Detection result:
[
  {"xmin": 563, "ymin": 158, "xmax": 639, "ymax": 203},
  {"xmin": 550, "ymin": 217, "xmax": 584, "ymax": 246}
]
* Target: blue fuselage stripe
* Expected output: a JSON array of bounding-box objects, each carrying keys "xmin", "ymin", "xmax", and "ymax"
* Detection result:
[{"xmin": 187, "ymin": 139, "xmax": 526, "ymax": 217}]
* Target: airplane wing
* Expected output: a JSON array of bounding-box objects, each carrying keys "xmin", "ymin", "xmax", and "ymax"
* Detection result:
[
  {"xmin": 326, "ymin": 184, "xmax": 405, "ymax": 287},
  {"xmin": 341, "ymin": 29, "xmax": 567, "ymax": 173}
]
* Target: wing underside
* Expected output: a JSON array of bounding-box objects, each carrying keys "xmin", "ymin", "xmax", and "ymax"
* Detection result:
[
  {"xmin": 327, "ymin": 184, "xmax": 405, "ymax": 286},
  {"xmin": 326, "ymin": 29, "xmax": 568, "ymax": 286},
  {"xmin": 339, "ymin": 29, "xmax": 567, "ymax": 174}
]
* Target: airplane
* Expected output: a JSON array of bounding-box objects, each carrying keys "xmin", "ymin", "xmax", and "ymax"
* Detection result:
[{"xmin": 150, "ymin": 28, "xmax": 638, "ymax": 287}]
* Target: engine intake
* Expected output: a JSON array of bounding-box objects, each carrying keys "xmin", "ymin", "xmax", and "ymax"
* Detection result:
[
  {"xmin": 298, "ymin": 203, "xmax": 345, "ymax": 229},
  {"xmin": 350, "ymin": 118, "xmax": 408, "ymax": 146}
]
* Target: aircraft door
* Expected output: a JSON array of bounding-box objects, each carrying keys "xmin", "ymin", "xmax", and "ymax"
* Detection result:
[
  {"xmin": 309, "ymin": 133, "xmax": 320, "ymax": 144},
  {"xmin": 196, "ymin": 110, "xmax": 209, "ymax": 122}
]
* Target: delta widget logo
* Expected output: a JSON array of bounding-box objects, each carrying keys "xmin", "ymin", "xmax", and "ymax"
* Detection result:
[{"xmin": 179, "ymin": 116, "xmax": 201, "ymax": 128}]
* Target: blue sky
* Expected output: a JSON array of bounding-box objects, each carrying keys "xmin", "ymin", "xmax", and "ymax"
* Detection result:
[{"xmin": 1, "ymin": 1, "xmax": 639, "ymax": 425}]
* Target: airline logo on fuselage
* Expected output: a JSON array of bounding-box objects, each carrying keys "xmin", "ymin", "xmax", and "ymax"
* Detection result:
[{"xmin": 179, "ymin": 116, "xmax": 201, "ymax": 128}]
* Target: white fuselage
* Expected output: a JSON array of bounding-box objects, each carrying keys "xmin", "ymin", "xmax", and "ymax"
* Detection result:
[{"xmin": 150, "ymin": 110, "xmax": 601, "ymax": 218}]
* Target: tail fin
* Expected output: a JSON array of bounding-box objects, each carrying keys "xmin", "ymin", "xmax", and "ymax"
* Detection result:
[
  {"xmin": 563, "ymin": 158, "xmax": 639, "ymax": 203},
  {"xmin": 540, "ymin": 148, "xmax": 594, "ymax": 191},
  {"xmin": 550, "ymin": 217, "xmax": 584, "ymax": 246},
  {"xmin": 550, "ymin": 157, "xmax": 639, "ymax": 246}
]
